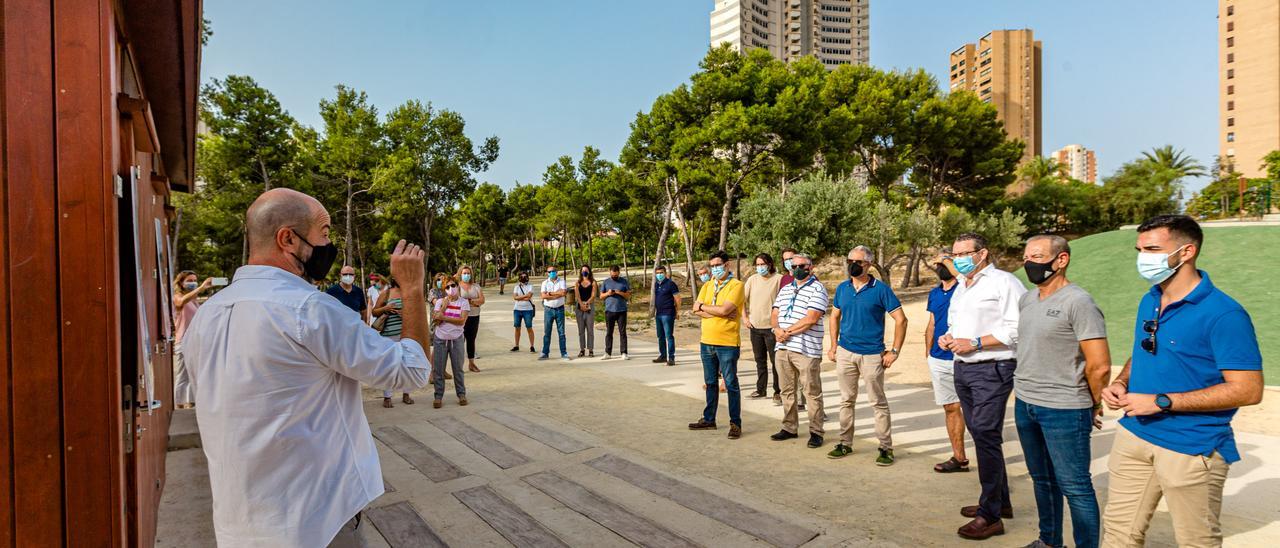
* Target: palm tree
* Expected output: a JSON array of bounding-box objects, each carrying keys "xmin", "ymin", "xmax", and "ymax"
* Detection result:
[
  {"xmin": 1142, "ymin": 145, "xmax": 1207, "ymax": 179},
  {"xmin": 1017, "ymin": 156, "xmax": 1065, "ymax": 185}
]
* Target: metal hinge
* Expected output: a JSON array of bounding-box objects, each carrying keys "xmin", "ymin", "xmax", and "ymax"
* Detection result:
[{"xmin": 114, "ymin": 175, "xmax": 124, "ymax": 198}]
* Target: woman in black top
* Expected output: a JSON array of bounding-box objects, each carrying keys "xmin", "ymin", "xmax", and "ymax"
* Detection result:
[{"xmin": 575, "ymin": 265, "xmax": 597, "ymax": 358}]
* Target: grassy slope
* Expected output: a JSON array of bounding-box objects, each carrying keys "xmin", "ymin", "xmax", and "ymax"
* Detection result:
[{"xmin": 1016, "ymin": 227, "xmax": 1278, "ymax": 381}]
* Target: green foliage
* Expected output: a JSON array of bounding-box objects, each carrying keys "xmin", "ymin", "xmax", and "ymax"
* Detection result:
[
  {"xmin": 1006, "ymin": 177, "xmax": 1101, "ymax": 235},
  {"xmin": 729, "ymin": 173, "xmax": 872, "ymax": 256},
  {"xmin": 908, "ymin": 91, "xmax": 1025, "ymax": 211},
  {"xmin": 1142, "ymin": 145, "xmax": 1206, "ymax": 179},
  {"xmin": 1095, "ymin": 160, "xmax": 1182, "ymax": 227}
]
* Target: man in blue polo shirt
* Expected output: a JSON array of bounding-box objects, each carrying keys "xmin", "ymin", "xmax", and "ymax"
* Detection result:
[
  {"xmin": 651, "ymin": 265, "xmax": 681, "ymax": 366},
  {"xmin": 825, "ymin": 245, "xmax": 907, "ymax": 465},
  {"xmin": 1100, "ymin": 215, "xmax": 1264, "ymax": 547},
  {"xmin": 925, "ymin": 253, "xmax": 969, "ymax": 473}
]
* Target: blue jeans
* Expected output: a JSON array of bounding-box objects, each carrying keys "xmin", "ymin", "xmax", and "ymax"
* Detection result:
[
  {"xmin": 655, "ymin": 314, "xmax": 675, "ymax": 360},
  {"xmin": 700, "ymin": 344, "xmax": 741, "ymax": 426},
  {"xmin": 1015, "ymin": 399, "xmax": 1100, "ymax": 548},
  {"xmin": 541, "ymin": 306, "xmax": 567, "ymax": 357}
]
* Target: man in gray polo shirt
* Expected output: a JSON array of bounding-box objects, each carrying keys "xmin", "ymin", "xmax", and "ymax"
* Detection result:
[{"xmin": 1015, "ymin": 235, "xmax": 1111, "ymax": 548}]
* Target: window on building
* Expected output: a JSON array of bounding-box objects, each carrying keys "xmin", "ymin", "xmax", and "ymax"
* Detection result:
[
  {"xmin": 979, "ymin": 78, "xmax": 991, "ymax": 88},
  {"xmin": 1228, "ymin": 85, "xmax": 1235, "ymax": 95},
  {"xmin": 1228, "ymin": 118, "xmax": 1235, "ymax": 127},
  {"xmin": 951, "ymin": 63, "xmax": 957, "ymax": 71},
  {"xmin": 1227, "ymin": 21, "xmax": 1234, "ymax": 31},
  {"xmin": 1228, "ymin": 5, "xmax": 1234, "ymax": 15},
  {"xmin": 1228, "ymin": 53, "xmax": 1234, "ymax": 63},
  {"xmin": 1228, "ymin": 100, "xmax": 1235, "ymax": 110},
  {"xmin": 1227, "ymin": 36, "xmax": 1234, "ymax": 47},
  {"xmin": 1228, "ymin": 69, "xmax": 1234, "ymax": 79},
  {"xmin": 1227, "ymin": 132, "xmax": 1235, "ymax": 142}
]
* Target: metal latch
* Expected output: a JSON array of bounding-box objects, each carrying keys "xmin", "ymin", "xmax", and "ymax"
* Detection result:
[{"xmin": 123, "ymin": 385, "xmax": 134, "ymax": 454}]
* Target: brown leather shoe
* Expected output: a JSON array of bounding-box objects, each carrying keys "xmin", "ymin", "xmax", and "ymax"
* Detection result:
[
  {"xmin": 687, "ymin": 419, "xmax": 717, "ymax": 430},
  {"xmin": 458, "ymin": 396, "xmax": 469, "ymax": 406},
  {"xmin": 961, "ymin": 505, "xmax": 1014, "ymax": 519},
  {"xmin": 382, "ymin": 398, "xmax": 394, "ymax": 409},
  {"xmin": 433, "ymin": 399, "xmax": 443, "ymax": 409},
  {"xmin": 402, "ymin": 394, "xmax": 415, "ymax": 405},
  {"xmin": 957, "ymin": 516, "xmax": 1004, "ymax": 540},
  {"xmin": 728, "ymin": 424, "xmax": 741, "ymax": 439}
]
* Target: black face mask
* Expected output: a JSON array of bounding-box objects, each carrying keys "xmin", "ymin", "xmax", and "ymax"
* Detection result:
[
  {"xmin": 936, "ymin": 264, "xmax": 955, "ymax": 282},
  {"xmin": 847, "ymin": 261, "xmax": 864, "ymax": 278},
  {"xmin": 792, "ymin": 265, "xmax": 811, "ymax": 280},
  {"xmin": 519, "ymin": 275, "xmax": 529, "ymax": 283},
  {"xmin": 291, "ymin": 230, "xmax": 338, "ymax": 282},
  {"xmin": 1024, "ymin": 259, "xmax": 1058, "ymax": 285}
]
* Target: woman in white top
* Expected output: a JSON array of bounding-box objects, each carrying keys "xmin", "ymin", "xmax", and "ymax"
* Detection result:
[{"xmin": 457, "ymin": 265, "xmax": 485, "ymax": 372}]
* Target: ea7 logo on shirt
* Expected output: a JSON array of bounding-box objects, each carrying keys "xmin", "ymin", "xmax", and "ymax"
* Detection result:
[{"xmin": 1045, "ymin": 309, "xmax": 1062, "ymax": 318}]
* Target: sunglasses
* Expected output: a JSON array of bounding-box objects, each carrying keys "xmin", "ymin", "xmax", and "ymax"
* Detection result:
[{"xmin": 1141, "ymin": 319, "xmax": 1159, "ymax": 355}]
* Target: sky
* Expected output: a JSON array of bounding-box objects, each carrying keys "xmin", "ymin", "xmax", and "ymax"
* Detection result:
[{"xmin": 201, "ymin": 0, "xmax": 1219, "ymax": 192}]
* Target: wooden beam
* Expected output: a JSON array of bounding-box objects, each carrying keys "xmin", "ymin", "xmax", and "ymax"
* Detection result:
[
  {"xmin": 428, "ymin": 416, "xmax": 530, "ymax": 469},
  {"xmin": 364, "ymin": 501, "xmax": 447, "ymax": 548},
  {"xmin": 523, "ymin": 471, "xmax": 698, "ymax": 548},
  {"xmin": 477, "ymin": 408, "xmax": 592, "ymax": 454},
  {"xmin": 372, "ymin": 427, "xmax": 466, "ymax": 483},
  {"xmin": 453, "ymin": 486, "xmax": 568, "ymax": 548}
]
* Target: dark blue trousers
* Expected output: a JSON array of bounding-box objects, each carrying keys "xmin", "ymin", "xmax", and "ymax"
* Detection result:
[{"xmin": 954, "ymin": 359, "xmax": 1016, "ymax": 523}]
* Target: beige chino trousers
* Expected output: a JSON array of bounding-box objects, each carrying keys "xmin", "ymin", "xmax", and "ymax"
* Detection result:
[
  {"xmin": 777, "ymin": 349, "xmax": 825, "ymax": 435},
  {"xmin": 1101, "ymin": 426, "xmax": 1229, "ymax": 548},
  {"xmin": 834, "ymin": 347, "xmax": 892, "ymax": 449}
]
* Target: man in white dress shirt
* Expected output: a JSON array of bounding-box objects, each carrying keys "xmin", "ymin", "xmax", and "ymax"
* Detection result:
[
  {"xmin": 183, "ymin": 188, "xmax": 431, "ymax": 547},
  {"xmin": 938, "ymin": 232, "xmax": 1028, "ymax": 541}
]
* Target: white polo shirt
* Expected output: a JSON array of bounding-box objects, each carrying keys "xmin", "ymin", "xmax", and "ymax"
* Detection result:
[{"xmin": 541, "ymin": 277, "xmax": 567, "ymax": 308}]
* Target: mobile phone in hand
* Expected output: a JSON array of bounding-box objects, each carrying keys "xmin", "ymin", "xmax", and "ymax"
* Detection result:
[{"xmin": 211, "ymin": 277, "xmax": 229, "ymax": 286}]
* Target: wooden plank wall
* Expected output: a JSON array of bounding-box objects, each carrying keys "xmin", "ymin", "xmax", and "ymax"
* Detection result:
[{"xmin": 1, "ymin": 0, "xmax": 134, "ymax": 544}]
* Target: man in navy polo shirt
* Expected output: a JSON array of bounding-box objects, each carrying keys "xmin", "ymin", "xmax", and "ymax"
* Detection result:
[
  {"xmin": 926, "ymin": 252, "xmax": 969, "ymax": 473},
  {"xmin": 1100, "ymin": 215, "xmax": 1264, "ymax": 547},
  {"xmin": 651, "ymin": 265, "xmax": 681, "ymax": 366},
  {"xmin": 825, "ymin": 245, "xmax": 907, "ymax": 466}
]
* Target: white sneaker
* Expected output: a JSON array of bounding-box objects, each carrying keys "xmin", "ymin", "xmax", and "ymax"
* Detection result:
[
  {"xmin": 560, "ymin": 355, "xmax": 571, "ymax": 362},
  {"xmin": 622, "ymin": 353, "xmax": 630, "ymax": 361},
  {"xmin": 602, "ymin": 354, "xmax": 613, "ymax": 360}
]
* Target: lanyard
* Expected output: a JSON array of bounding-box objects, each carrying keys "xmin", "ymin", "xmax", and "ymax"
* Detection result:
[
  {"xmin": 786, "ymin": 277, "xmax": 817, "ymax": 314},
  {"xmin": 710, "ymin": 274, "xmax": 733, "ymax": 305}
]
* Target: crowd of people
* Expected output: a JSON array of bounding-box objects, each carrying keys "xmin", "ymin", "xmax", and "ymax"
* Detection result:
[{"xmin": 178, "ymin": 186, "xmax": 1263, "ymax": 548}]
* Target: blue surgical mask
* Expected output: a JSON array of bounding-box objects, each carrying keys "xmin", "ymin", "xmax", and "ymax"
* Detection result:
[
  {"xmin": 953, "ymin": 256, "xmax": 977, "ymax": 275},
  {"xmin": 784, "ymin": 259, "xmax": 794, "ymax": 272},
  {"xmin": 1136, "ymin": 245, "xmax": 1187, "ymax": 285},
  {"xmin": 183, "ymin": 282, "xmax": 198, "ymax": 291},
  {"xmin": 699, "ymin": 273, "xmax": 711, "ymax": 283},
  {"xmin": 461, "ymin": 273, "xmax": 472, "ymax": 283},
  {"xmin": 548, "ymin": 271, "xmax": 558, "ymax": 280},
  {"xmin": 710, "ymin": 265, "xmax": 726, "ymax": 279},
  {"xmin": 435, "ymin": 280, "xmax": 442, "ymax": 289},
  {"xmin": 655, "ymin": 273, "xmax": 666, "ymax": 282},
  {"xmin": 756, "ymin": 265, "xmax": 769, "ymax": 276}
]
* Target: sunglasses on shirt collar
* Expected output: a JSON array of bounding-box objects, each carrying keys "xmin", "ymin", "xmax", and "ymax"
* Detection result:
[{"xmin": 1141, "ymin": 319, "xmax": 1158, "ymax": 355}]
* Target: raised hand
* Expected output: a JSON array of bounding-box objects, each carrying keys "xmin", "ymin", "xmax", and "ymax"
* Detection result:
[{"xmin": 389, "ymin": 240, "xmax": 425, "ymax": 291}]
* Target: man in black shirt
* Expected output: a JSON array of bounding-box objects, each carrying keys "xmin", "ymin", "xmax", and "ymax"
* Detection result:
[{"xmin": 325, "ymin": 264, "xmax": 367, "ymax": 318}]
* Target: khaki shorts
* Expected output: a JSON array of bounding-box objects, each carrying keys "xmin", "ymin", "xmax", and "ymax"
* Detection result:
[{"xmin": 927, "ymin": 357, "xmax": 959, "ymax": 406}]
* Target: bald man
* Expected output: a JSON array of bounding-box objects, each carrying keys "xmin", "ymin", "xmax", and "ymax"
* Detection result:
[{"xmin": 182, "ymin": 188, "xmax": 431, "ymax": 547}]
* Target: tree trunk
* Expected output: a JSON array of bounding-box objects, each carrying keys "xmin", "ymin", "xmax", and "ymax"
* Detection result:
[
  {"xmin": 620, "ymin": 231, "xmax": 629, "ymax": 279},
  {"xmin": 717, "ymin": 182, "xmax": 736, "ymax": 252},
  {"xmin": 671, "ymin": 177, "xmax": 698, "ymax": 301},
  {"xmin": 900, "ymin": 245, "xmax": 920, "ymax": 290},
  {"xmin": 420, "ymin": 212, "xmax": 434, "ymax": 272},
  {"xmin": 258, "ymin": 157, "xmax": 272, "ymax": 192},
  {"xmin": 344, "ymin": 179, "xmax": 355, "ymax": 266}
]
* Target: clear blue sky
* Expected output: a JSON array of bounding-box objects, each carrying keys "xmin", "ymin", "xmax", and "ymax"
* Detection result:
[{"xmin": 202, "ymin": 0, "xmax": 1218, "ymax": 192}]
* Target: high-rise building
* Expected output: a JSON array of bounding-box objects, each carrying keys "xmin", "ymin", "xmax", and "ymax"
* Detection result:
[
  {"xmin": 710, "ymin": 0, "xmax": 870, "ymax": 69},
  {"xmin": 948, "ymin": 29, "xmax": 1042, "ymax": 164},
  {"xmin": 1054, "ymin": 144, "xmax": 1098, "ymax": 184},
  {"xmin": 1219, "ymin": 0, "xmax": 1279, "ymax": 178}
]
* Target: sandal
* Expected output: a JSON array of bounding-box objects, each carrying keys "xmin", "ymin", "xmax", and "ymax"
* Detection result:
[
  {"xmin": 468, "ymin": 363, "xmax": 481, "ymax": 373},
  {"xmin": 382, "ymin": 398, "xmax": 394, "ymax": 409},
  {"xmin": 934, "ymin": 457, "xmax": 970, "ymax": 473}
]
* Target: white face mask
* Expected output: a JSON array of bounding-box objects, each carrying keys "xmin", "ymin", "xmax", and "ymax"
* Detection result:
[
  {"xmin": 341, "ymin": 274, "xmax": 355, "ymax": 285},
  {"xmin": 1136, "ymin": 244, "xmax": 1188, "ymax": 285}
]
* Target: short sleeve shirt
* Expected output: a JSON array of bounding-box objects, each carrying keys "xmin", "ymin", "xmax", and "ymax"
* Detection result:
[
  {"xmin": 1014, "ymin": 284, "xmax": 1107, "ymax": 409},
  {"xmin": 512, "ymin": 282, "xmax": 535, "ymax": 311},
  {"xmin": 433, "ymin": 298, "xmax": 470, "ymax": 341},
  {"xmin": 1119, "ymin": 271, "xmax": 1262, "ymax": 463},
  {"xmin": 601, "ymin": 277, "xmax": 631, "ymax": 313},
  {"xmin": 772, "ymin": 277, "xmax": 829, "ymax": 358},
  {"xmin": 927, "ymin": 283, "xmax": 957, "ymax": 360},
  {"xmin": 697, "ymin": 276, "xmax": 746, "ymax": 347},
  {"xmin": 325, "ymin": 284, "xmax": 366, "ymax": 315},
  {"xmin": 653, "ymin": 278, "xmax": 680, "ymax": 316},
  {"xmin": 832, "ymin": 277, "xmax": 901, "ymax": 355},
  {"xmin": 540, "ymin": 278, "xmax": 567, "ymax": 308}
]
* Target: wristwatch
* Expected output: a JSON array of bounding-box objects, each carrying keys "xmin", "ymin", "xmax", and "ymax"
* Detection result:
[
  {"xmin": 887, "ymin": 348, "xmax": 900, "ymax": 355},
  {"xmin": 970, "ymin": 337, "xmax": 982, "ymax": 350},
  {"xmin": 1155, "ymin": 393, "xmax": 1173, "ymax": 413}
]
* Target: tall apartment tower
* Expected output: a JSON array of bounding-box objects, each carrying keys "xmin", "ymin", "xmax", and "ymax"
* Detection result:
[
  {"xmin": 1054, "ymin": 144, "xmax": 1098, "ymax": 184},
  {"xmin": 1220, "ymin": 0, "xmax": 1280, "ymax": 178},
  {"xmin": 948, "ymin": 29, "xmax": 1043, "ymax": 164},
  {"xmin": 710, "ymin": 0, "xmax": 870, "ymax": 70}
]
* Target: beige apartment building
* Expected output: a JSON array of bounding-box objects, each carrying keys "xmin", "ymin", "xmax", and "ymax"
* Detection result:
[
  {"xmin": 949, "ymin": 29, "xmax": 1043, "ymax": 164},
  {"xmin": 1054, "ymin": 144, "xmax": 1098, "ymax": 184},
  {"xmin": 710, "ymin": 0, "xmax": 870, "ymax": 69},
  {"xmin": 1220, "ymin": 0, "xmax": 1280, "ymax": 178}
]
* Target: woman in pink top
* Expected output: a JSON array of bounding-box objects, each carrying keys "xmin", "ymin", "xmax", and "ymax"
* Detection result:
[
  {"xmin": 432, "ymin": 274, "xmax": 471, "ymax": 408},
  {"xmin": 173, "ymin": 270, "xmax": 213, "ymax": 408}
]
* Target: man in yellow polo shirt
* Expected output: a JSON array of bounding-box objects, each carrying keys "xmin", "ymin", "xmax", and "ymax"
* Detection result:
[{"xmin": 688, "ymin": 250, "xmax": 747, "ymax": 440}]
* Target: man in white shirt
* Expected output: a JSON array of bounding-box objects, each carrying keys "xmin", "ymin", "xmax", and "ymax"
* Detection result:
[
  {"xmin": 183, "ymin": 188, "xmax": 431, "ymax": 548},
  {"xmin": 938, "ymin": 232, "xmax": 1028, "ymax": 541},
  {"xmin": 538, "ymin": 264, "xmax": 570, "ymax": 361}
]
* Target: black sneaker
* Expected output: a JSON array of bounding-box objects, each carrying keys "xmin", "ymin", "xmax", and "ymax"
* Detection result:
[
  {"xmin": 749, "ymin": 391, "xmax": 766, "ymax": 399},
  {"xmin": 652, "ymin": 357, "xmax": 666, "ymax": 363},
  {"xmin": 770, "ymin": 430, "xmax": 799, "ymax": 441},
  {"xmin": 530, "ymin": 347, "xmax": 536, "ymax": 353},
  {"xmin": 510, "ymin": 346, "xmax": 519, "ymax": 352},
  {"xmin": 807, "ymin": 434, "xmax": 824, "ymax": 448},
  {"xmin": 667, "ymin": 360, "xmax": 676, "ymax": 367}
]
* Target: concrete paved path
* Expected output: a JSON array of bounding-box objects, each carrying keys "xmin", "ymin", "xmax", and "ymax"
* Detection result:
[{"xmin": 157, "ymin": 282, "xmax": 1280, "ymax": 547}]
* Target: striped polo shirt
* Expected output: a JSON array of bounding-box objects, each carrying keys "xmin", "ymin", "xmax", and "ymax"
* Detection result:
[{"xmin": 772, "ymin": 276, "xmax": 828, "ymax": 358}]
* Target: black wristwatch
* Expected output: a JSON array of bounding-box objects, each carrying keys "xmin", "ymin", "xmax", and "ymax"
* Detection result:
[{"xmin": 1155, "ymin": 393, "xmax": 1173, "ymax": 413}]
